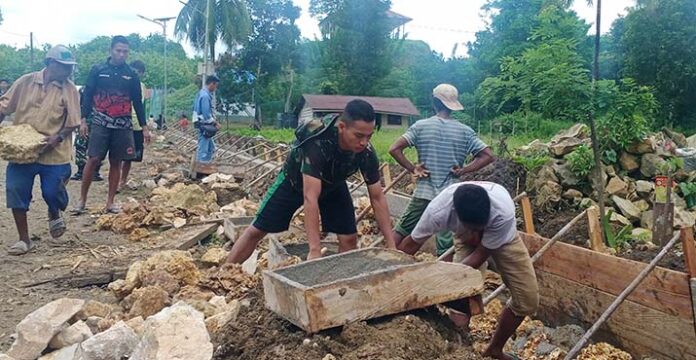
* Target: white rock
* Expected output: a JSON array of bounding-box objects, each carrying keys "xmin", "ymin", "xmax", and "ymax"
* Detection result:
[
  {"xmin": 323, "ymin": 354, "xmax": 337, "ymax": 360},
  {"xmin": 7, "ymin": 298, "xmax": 85, "ymax": 360},
  {"xmin": 143, "ymin": 179, "xmax": 158, "ymax": 189},
  {"xmin": 37, "ymin": 344, "xmax": 78, "ymax": 360},
  {"xmin": 631, "ymin": 228, "xmax": 653, "ymax": 243},
  {"xmin": 157, "ymin": 178, "xmax": 170, "ymax": 187},
  {"xmin": 48, "ymin": 320, "xmax": 92, "ymax": 350},
  {"xmin": 612, "ymin": 196, "xmax": 641, "ymax": 222},
  {"xmin": 0, "ymin": 355, "xmax": 16, "ymax": 360},
  {"xmin": 674, "ymin": 208, "xmax": 696, "ymax": 228},
  {"xmin": 76, "ymin": 321, "xmax": 139, "ymax": 360},
  {"xmin": 635, "ymin": 180, "xmax": 654, "ymax": 194},
  {"xmin": 125, "ymin": 316, "xmax": 145, "ymax": 336},
  {"xmin": 208, "ymin": 296, "xmax": 227, "ymax": 313},
  {"xmin": 131, "ymin": 302, "xmax": 213, "ymax": 360},
  {"xmin": 241, "ymin": 250, "xmax": 259, "ymax": 275},
  {"xmin": 205, "ymin": 300, "xmax": 240, "ymax": 333}
]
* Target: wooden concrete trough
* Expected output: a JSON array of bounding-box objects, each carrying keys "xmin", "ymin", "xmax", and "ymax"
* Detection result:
[
  {"xmin": 262, "ymin": 248, "xmax": 483, "ymax": 333},
  {"xmin": 223, "ymin": 216, "xmax": 254, "ymax": 243},
  {"xmin": 266, "ymin": 238, "xmax": 339, "ymax": 269}
]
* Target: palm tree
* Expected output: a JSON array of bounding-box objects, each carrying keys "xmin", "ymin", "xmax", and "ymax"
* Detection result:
[{"xmin": 175, "ymin": 0, "xmax": 251, "ymax": 62}]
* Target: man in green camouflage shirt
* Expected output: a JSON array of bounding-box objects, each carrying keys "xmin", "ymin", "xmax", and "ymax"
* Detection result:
[{"xmin": 226, "ymin": 99, "xmax": 396, "ymax": 263}]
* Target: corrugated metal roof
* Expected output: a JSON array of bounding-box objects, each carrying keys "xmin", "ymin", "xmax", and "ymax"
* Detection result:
[{"xmin": 300, "ymin": 94, "xmax": 420, "ymax": 116}]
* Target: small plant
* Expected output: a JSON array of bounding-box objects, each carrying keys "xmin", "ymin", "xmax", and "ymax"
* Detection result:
[
  {"xmin": 602, "ymin": 149, "xmax": 617, "ymax": 164},
  {"xmin": 601, "ymin": 209, "xmax": 633, "ymax": 250},
  {"xmin": 512, "ymin": 154, "xmax": 550, "ymax": 173},
  {"xmin": 679, "ymin": 182, "xmax": 696, "ymax": 208},
  {"xmin": 566, "ymin": 144, "xmax": 594, "ymax": 178}
]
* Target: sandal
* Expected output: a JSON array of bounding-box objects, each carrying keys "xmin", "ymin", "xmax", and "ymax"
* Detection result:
[
  {"xmin": 49, "ymin": 215, "xmax": 66, "ymax": 239},
  {"xmin": 8, "ymin": 240, "xmax": 35, "ymax": 255},
  {"xmin": 104, "ymin": 206, "xmax": 121, "ymax": 214},
  {"xmin": 70, "ymin": 205, "xmax": 87, "ymax": 216}
]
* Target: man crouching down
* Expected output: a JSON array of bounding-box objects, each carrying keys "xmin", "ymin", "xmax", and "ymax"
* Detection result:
[
  {"xmin": 398, "ymin": 181, "xmax": 538, "ymax": 360},
  {"xmin": 226, "ymin": 99, "xmax": 396, "ymax": 264}
]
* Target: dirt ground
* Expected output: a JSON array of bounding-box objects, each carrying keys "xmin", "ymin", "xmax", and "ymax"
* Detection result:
[{"xmin": 0, "ymin": 137, "xmax": 185, "ymax": 351}]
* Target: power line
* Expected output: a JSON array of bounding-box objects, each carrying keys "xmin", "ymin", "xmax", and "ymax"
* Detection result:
[
  {"xmin": 0, "ymin": 29, "xmax": 30, "ymax": 38},
  {"xmin": 407, "ymin": 24, "xmax": 478, "ymax": 34}
]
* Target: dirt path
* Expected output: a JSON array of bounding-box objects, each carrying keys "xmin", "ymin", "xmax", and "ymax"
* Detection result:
[{"xmin": 0, "ymin": 139, "xmax": 181, "ymax": 351}]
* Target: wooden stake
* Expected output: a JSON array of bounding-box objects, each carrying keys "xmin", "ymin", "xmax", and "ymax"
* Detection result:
[
  {"xmin": 520, "ymin": 195, "xmax": 535, "ymax": 234},
  {"xmin": 587, "ymin": 206, "xmax": 606, "ymax": 251},
  {"xmin": 483, "ymin": 209, "xmax": 588, "ymax": 305},
  {"xmin": 564, "ymin": 231, "xmax": 681, "ymax": 360},
  {"xmin": 680, "ymin": 227, "xmax": 696, "ymax": 277},
  {"xmin": 383, "ymin": 165, "xmax": 392, "ymax": 189}
]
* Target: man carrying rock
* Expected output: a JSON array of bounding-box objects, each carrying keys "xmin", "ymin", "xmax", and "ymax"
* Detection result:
[
  {"xmin": 74, "ymin": 35, "xmax": 150, "ymax": 214},
  {"xmin": 389, "ymin": 84, "xmax": 494, "ymax": 258},
  {"xmin": 0, "ymin": 45, "xmax": 81, "ymax": 255},
  {"xmin": 397, "ymin": 181, "xmax": 538, "ymax": 360},
  {"xmin": 226, "ymin": 99, "xmax": 396, "ymax": 263}
]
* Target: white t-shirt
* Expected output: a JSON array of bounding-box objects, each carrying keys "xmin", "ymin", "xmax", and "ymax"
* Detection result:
[{"xmin": 411, "ymin": 181, "xmax": 517, "ymax": 250}]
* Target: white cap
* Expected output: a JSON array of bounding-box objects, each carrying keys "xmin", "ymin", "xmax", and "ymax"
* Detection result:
[{"xmin": 433, "ymin": 84, "xmax": 463, "ymax": 111}]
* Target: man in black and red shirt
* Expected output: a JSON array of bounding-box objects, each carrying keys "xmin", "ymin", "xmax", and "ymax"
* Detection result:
[{"xmin": 74, "ymin": 36, "xmax": 150, "ymax": 214}]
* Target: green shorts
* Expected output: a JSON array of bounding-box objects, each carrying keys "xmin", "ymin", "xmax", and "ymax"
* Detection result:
[{"xmin": 395, "ymin": 197, "xmax": 453, "ymax": 255}]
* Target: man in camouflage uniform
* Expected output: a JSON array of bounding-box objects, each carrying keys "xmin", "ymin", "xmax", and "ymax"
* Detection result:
[
  {"xmin": 226, "ymin": 99, "xmax": 397, "ymax": 263},
  {"xmin": 71, "ymin": 87, "xmax": 103, "ymax": 181}
]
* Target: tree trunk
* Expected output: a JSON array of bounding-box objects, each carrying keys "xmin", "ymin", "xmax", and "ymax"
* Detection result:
[{"xmin": 589, "ymin": 0, "xmax": 607, "ymax": 243}]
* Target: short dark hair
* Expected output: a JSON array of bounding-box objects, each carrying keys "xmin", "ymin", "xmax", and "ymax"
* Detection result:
[
  {"xmin": 453, "ymin": 184, "xmax": 490, "ymax": 225},
  {"xmin": 206, "ymin": 75, "xmax": 220, "ymax": 85},
  {"xmin": 433, "ymin": 97, "xmax": 451, "ymax": 114},
  {"xmin": 342, "ymin": 99, "xmax": 375, "ymax": 123},
  {"xmin": 111, "ymin": 36, "xmax": 129, "ymax": 49},
  {"xmin": 130, "ymin": 60, "xmax": 145, "ymax": 73},
  {"xmin": 0, "ymin": 79, "xmax": 8, "ymax": 83}
]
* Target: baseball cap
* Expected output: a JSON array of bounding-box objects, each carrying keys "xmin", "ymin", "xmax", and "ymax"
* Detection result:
[
  {"xmin": 45, "ymin": 45, "xmax": 77, "ymax": 65},
  {"xmin": 433, "ymin": 84, "xmax": 464, "ymax": 111}
]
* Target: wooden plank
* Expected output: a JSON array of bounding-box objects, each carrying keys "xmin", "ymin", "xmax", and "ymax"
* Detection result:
[
  {"xmin": 520, "ymin": 233, "xmax": 692, "ymax": 319},
  {"xmin": 535, "ymin": 271, "xmax": 696, "ymax": 360},
  {"xmin": 681, "ymin": 227, "xmax": 696, "ymax": 277},
  {"xmin": 691, "ymin": 278, "xmax": 696, "ymax": 336},
  {"xmin": 520, "ymin": 195, "xmax": 535, "ymax": 234},
  {"xmin": 587, "ymin": 206, "xmax": 606, "ymax": 251},
  {"xmin": 653, "ymin": 202, "xmax": 674, "ymax": 246},
  {"xmin": 223, "ymin": 216, "xmax": 254, "ymax": 243},
  {"xmin": 160, "ymin": 223, "xmax": 218, "ymax": 250},
  {"xmin": 262, "ymin": 271, "xmax": 310, "ymax": 330},
  {"xmin": 304, "ymin": 261, "xmax": 483, "ymax": 333}
]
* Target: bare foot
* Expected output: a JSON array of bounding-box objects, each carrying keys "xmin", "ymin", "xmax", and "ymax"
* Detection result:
[{"xmin": 482, "ymin": 349, "xmax": 516, "ymax": 360}]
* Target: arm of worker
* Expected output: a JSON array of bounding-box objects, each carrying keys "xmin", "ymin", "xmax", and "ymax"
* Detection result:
[
  {"xmin": 366, "ymin": 182, "xmax": 396, "ymax": 249},
  {"xmin": 397, "ymin": 205, "xmax": 447, "ymax": 255},
  {"xmin": 131, "ymin": 76, "xmax": 150, "ymax": 143},
  {"xmin": 460, "ymin": 245, "xmax": 491, "ymax": 269},
  {"xmin": 0, "ymin": 77, "xmax": 21, "ymax": 122},
  {"xmin": 303, "ymin": 174, "xmax": 323, "ymax": 260},
  {"xmin": 389, "ymin": 129, "xmax": 429, "ymax": 178},
  {"xmin": 80, "ymin": 65, "xmax": 98, "ymax": 137},
  {"xmin": 452, "ymin": 147, "xmax": 495, "ymax": 177}
]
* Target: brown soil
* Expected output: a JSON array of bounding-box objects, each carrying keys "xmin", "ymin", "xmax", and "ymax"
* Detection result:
[
  {"xmin": 212, "ymin": 286, "xmax": 483, "ymax": 360},
  {"xmin": 617, "ymin": 246, "xmax": 685, "ymax": 271}
]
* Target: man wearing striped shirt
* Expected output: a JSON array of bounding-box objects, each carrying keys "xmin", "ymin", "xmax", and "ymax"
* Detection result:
[{"xmin": 389, "ymin": 84, "xmax": 494, "ymax": 256}]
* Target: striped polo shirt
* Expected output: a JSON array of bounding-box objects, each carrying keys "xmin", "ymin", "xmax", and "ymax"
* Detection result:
[{"xmin": 402, "ymin": 116, "xmax": 487, "ymax": 200}]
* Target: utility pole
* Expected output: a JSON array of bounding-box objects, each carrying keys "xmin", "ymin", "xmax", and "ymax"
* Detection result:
[
  {"xmin": 29, "ymin": 32, "xmax": 34, "ymax": 69},
  {"xmin": 137, "ymin": 14, "xmax": 175, "ymax": 122},
  {"xmin": 202, "ymin": 0, "xmax": 210, "ymax": 89}
]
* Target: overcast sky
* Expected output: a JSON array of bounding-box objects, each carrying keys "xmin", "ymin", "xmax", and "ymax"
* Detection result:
[{"xmin": 0, "ymin": 0, "xmax": 634, "ymax": 58}]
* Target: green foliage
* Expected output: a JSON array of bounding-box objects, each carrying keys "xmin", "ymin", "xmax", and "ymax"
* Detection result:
[
  {"xmin": 659, "ymin": 157, "xmax": 684, "ymax": 176},
  {"xmin": 175, "ymin": 0, "xmax": 251, "ymax": 60},
  {"xmin": 165, "ymin": 84, "xmax": 198, "ymax": 119},
  {"xmin": 602, "ymin": 149, "xmax": 618, "ymax": 164},
  {"xmin": 678, "ymin": 182, "xmax": 696, "ymax": 197},
  {"xmin": 602, "ymin": 210, "xmax": 633, "ymax": 250},
  {"xmin": 566, "ymin": 144, "xmax": 595, "ymax": 178},
  {"xmin": 620, "ymin": 0, "xmax": 696, "ymax": 127},
  {"xmin": 512, "ymin": 154, "xmax": 550, "ymax": 173},
  {"xmin": 595, "ymin": 78, "xmax": 656, "ymax": 152}
]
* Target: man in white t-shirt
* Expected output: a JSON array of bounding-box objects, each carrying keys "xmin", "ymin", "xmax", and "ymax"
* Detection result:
[{"xmin": 397, "ymin": 181, "xmax": 538, "ymax": 360}]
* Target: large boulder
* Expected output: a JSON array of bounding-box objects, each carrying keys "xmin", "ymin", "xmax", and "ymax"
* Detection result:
[
  {"xmin": 640, "ymin": 154, "xmax": 667, "ymax": 178},
  {"xmin": 48, "ymin": 320, "xmax": 92, "ymax": 350},
  {"xmin": 606, "ymin": 177, "xmax": 629, "ymax": 197},
  {"xmin": 627, "ymin": 137, "xmax": 655, "ymax": 154},
  {"xmin": 548, "ymin": 124, "xmax": 589, "ymax": 157},
  {"xmin": 123, "ymin": 286, "xmax": 171, "ymax": 319},
  {"xmin": 534, "ymin": 181, "xmax": 562, "ymax": 209},
  {"xmin": 674, "ymin": 208, "xmax": 696, "ymax": 228},
  {"xmin": 75, "ymin": 321, "xmax": 139, "ymax": 360},
  {"xmin": 635, "ymin": 180, "xmax": 654, "ymax": 195},
  {"xmin": 130, "ymin": 302, "xmax": 213, "ymax": 360},
  {"xmin": 108, "ymin": 261, "xmax": 143, "ymax": 299},
  {"xmin": 612, "ymin": 196, "xmax": 642, "ymax": 222},
  {"xmin": 551, "ymin": 160, "xmax": 581, "ymax": 187},
  {"xmin": 619, "ymin": 152, "xmax": 640, "ymax": 172},
  {"xmin": 201, "ymin": 247, "xmax": 227, "ymax": 266},
  {"xmin": 7, "ymin": 298, "xmax": 85, "ymax": 360},
  {"xmin": 141, "ymin": 251, "xmax": 201, "ymax": 287},
  {"xmin": 75, "ymin": 301, "xmax": 115, "ymax": 320},
  {"xmin": 38, "ymin": 344, "xmax": 79, "ymax": 360},
  {"xmin": 631, "ymin": 228, "xmax": 653, "ymax": 243}
]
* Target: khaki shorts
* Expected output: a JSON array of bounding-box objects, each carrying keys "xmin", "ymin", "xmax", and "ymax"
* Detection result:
[{"xmin": 455, "ymin": 233, "xmax": 539, "ymax": 317}]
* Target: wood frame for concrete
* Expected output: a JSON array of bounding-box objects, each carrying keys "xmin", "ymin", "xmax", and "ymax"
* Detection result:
[{"xmin": 263, "ymin": 248, "xmax": 484, "ymax": 333}]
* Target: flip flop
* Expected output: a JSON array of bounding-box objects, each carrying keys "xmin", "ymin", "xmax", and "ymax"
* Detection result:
[
  {"xmin": 506, "ymin": 353, "xmax": 520, "ymax": 360},
  {"xmin": 8, "ymin": 240, "xmax": 35, "ymax": 256},
  {"xmin": 104, "ymin": 206, "xmax": 121, "ymax": 214},
  {"xmin": 49, "ymin": 215, "xmax": 66, "ymax": 239},
  {"xmin": 70, "ymin": 205, "xmax": 87, "ymax": 216}
]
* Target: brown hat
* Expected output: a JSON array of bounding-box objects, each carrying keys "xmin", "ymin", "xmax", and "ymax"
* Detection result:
[
  {"xmin": 433, "ymin": 84, "xmax": 463, "ymax": 111},
  {"xmin": 45, "ymin": 45, "xmax": 77, "ymax": 65}
]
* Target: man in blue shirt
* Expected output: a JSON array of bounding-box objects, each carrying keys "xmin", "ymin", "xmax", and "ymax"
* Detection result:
[{"xmin": 193, "ymin": 75, "xmax": 220, "ymax": 163}]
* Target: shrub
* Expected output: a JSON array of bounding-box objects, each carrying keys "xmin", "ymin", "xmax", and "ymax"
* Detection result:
[{"xmin": 566, "ymin": 144, "xmax": 594, "ymax": 178}]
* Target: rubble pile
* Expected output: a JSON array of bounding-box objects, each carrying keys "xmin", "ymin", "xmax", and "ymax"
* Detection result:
[
  {"xmin": 521, "ymin": 123, "xmax": 696, "ymax": 249},
  {"xmin": 0, "ymin": 124, "xmax": 46, "ymax": 164}
]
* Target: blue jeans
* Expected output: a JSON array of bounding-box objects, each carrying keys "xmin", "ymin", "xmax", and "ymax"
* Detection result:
[
  {"xmin": 6, "ymin": 163, "xmax": 71, "ymax": 213},
  {"xmin": 197, "ymin": 131, "xmax": 216, "ymax": 162}
]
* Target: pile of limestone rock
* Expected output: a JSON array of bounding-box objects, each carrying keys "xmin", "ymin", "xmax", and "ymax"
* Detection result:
[{"xmin": 522, "ymin": 123, "xmax": 696, "ymax": 246}]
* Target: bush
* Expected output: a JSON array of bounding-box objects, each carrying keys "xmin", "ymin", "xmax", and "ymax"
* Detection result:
[
  {"xmin": 595, "ymin": 79, "xmax": 656, "ymax": 152},
  {"xmin": 566, "ymin": 144, "xmax": 594, "ymax": 178}
]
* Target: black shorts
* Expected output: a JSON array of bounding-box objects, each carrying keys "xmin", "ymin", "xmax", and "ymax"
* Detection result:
[
  {"xmin": 131, "ymin": 130, "xmax": 144, "ymax": 162},
  {"xmin": 253, "ymin": 171, "xmax": 357, "ymax": 234},
  {"xmin": 87, "ymin": 124, "xmax": 135, "ymax": 161}
]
